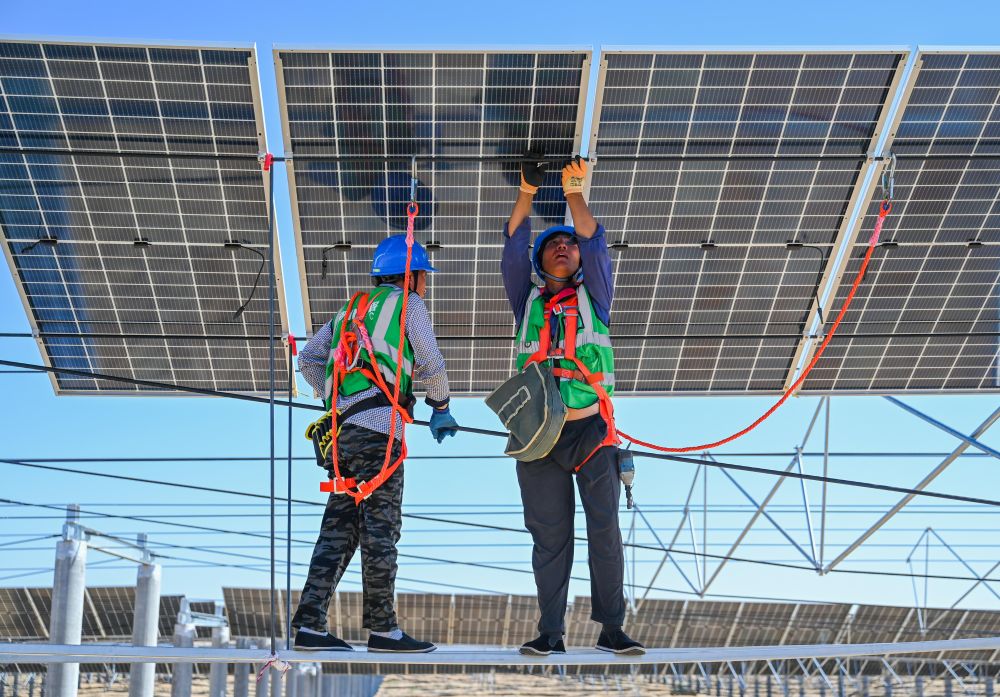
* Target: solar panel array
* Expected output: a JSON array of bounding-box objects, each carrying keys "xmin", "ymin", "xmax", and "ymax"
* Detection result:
[
  {"xmin": 218, "ymin": 588, "xmax": 1000, "ymax": 658},
  {"xmin": 0, "ymin": 43, "xmax": 997, "ymax": 396},
  {"xmin": 588, "ymin": 50, "xmax": 907, "ymax": 393},
  {"xmin": 276, "ymin": 48, "xmax": 589, "ymax": 392},
  {"xmin": 804, "ymin": 50, "xmax": 1000, "ymax": 392},
  {"xmin": 0, "ymin": 587, "xmax": 185, "ymax": 641},
  {"xmin": 0, "ymin": 39, "xmax": 291, "ymax": 394}
]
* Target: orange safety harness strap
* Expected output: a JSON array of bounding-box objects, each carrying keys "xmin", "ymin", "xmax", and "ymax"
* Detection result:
[
  {"xmin": 525, "ymin": 288, "xmax": 619, "ymax": 472},
  {"xmin": 320, "ymin": 203, "xmax": 420, "ymax": 504}
]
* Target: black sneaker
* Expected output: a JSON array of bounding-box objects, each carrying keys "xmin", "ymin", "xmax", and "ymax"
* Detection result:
[
  {"xmin": 596, "ymin": 627, "xmax": 645, "ymax": 656},
  {"xmin": 518, "ymin": 635, "xmax": 566, "ymax": 656},
  {"xmin": 293, "ymin": 629, "xmax": 353, "ymax": 651},
  {"xmin": 367, "ymin": 631, "xmax": 436, "ymax": 653}
]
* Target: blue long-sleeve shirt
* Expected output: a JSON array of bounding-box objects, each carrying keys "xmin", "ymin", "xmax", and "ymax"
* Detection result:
[{"xmin": 501, "ymin": 219, "xmax": 614, "ymax": 327}]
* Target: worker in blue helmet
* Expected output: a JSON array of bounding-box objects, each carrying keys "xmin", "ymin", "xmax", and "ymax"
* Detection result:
[
  {"xmin": 292, "ymin": 234, "xmax": 458, "ymax": 654},
  {"xmin": 501, "ymin": 154, "xmax": 644, "ymax": 657}
]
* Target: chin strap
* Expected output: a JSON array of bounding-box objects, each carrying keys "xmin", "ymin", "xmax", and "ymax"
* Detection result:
[{"xmin": 538, "ymin": 267, "xmax": 583, "ymax": 284}]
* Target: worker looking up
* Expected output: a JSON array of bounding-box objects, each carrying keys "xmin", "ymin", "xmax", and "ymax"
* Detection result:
[
  {"xmin": 292, "ymin": 235, "xmax": 459, "ymax": 653},
  {"xmin": 501, "ymin": 156, "xmax": 645, "ymax": 656}
]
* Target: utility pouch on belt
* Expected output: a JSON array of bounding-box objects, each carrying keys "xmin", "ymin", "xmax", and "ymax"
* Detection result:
[
  {"xmin": 305, "ymin": 412, "xmax": 334, "ymax": 469},
  {"xmin": 486, "ymin": 361, "xmax": 567, "ymax": 462}
]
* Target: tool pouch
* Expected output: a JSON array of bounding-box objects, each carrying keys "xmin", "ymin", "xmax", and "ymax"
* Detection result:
[
  {"xmin": 486, "ymin": 361, "xmax": 567, "ymax": 462},
  {"xmin": 304, "ymin": 412, "xmax": 334, "ymax": 469}
]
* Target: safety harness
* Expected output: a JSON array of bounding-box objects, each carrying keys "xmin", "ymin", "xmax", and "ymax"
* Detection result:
[
  {"xmin": 308, "ymin": 203, "xmax": 420, "ymax": 505},
  {"xmin": 523, "ymin": 287, "xmax": 620, "ymax": 470}
]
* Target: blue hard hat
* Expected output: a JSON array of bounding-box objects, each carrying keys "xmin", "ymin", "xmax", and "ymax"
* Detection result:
[
  {"xmin": 532, "ymin": 225, "xmax": 581, "ymax": 282},
  {"xmin": 371, "ymin": 235, "xmax": 437, "ymax": 276}
]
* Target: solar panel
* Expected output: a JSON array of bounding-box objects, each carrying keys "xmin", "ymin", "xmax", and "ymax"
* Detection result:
[
  {"xmin": 803, "ymin": 50, "xmax": 1000, "ymax": 393},
  {"xmin": 0, "ymin": 587, "xmax": 49, "ymax": 640},
  {"xmin": 679, "ymin": 600, "xmax": 742, "ymax": 647},
  {"xmin": 782, "ymin": 602, "xmax": 851, "ymax": 645},
  {"xmin": 726, "ymin": 601, "xmax": 795, "ymax": 647},
  {"xmin": 588, "ymin": 49, "xmax": 908, "ymax": 393},
  {"xmin": 396, "ymin": 592, "xmax": 451, "ymax": 644},
  {"xmin": 0, "ymin": 38, "xmax": 292, "ymax": 395},
  {"xmin": 450, "ymin": 594, "xmax": 509, "ymax": 645},
  {"xmin": 628, "ymin": 598, "xmax": 686, "ymax": 647},
  {"xmin": 276, "ymin": 48, "xmax": 590, "ymax": 393},
  {"xmin": 83, "ymin": 586, "xmax": 134, "ymax": 639}
]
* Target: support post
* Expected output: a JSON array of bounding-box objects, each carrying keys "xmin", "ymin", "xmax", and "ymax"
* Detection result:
[
  {"xmin": 233, "ymin": 640, "xmax": 251, "ymax": 697},
  {"xmin": 48, "ymin": 506, "xmax": 86, "ymax": 697},
  {"xmin": 208, "ymin": 604, "xmax": 230, "ymax": 697},
  {"xmin": 255, "ymin": 654, "xmax": 270, "ymax": 697},
  {"xmin": 268, "ymin": 668, "xmax": 282, "ymax": 697},
  {"xmin": 128, "ymin": 535, "xmax": 161, "ymax": 697},
  {"xmin": 169, "ymin": 601, "xmax": 195, "ymax": 697}
]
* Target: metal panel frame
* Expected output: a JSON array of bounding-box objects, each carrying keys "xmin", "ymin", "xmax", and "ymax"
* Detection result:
[
  {"xmin": 0, "ymin": 37, "xmax": 292, "ymax": 396},
  {"xmin": 783, "ymin": 50, "xmax": 917, "ymax": 390}
]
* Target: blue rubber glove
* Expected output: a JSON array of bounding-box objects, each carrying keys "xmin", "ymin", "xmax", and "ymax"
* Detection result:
[{"xmin": 429, "ymin": 407, "xmax": 459, "ymax": 444}]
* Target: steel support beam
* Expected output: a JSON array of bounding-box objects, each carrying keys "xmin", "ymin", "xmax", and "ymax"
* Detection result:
[
  {"xmin": 824, "ymin": 406, "xmax": 1000, "ymax": 573},
  {"xmin": 884, "ymin": 398, "xmax": 1000, "ymax": 460}
]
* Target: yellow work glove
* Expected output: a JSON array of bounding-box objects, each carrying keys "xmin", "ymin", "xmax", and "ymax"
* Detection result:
[
  {"xmin": 562, "ymin": 155, "xmax": 587, "ymax": 196},
  {"xmin": 520, "ymin": 151, "xmax": 546, "ymax": 195}
]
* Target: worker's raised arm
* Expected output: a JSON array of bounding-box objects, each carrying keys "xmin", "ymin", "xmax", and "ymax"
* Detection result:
[
  {"xmin": 507, "ymin": 154, "xmax": 545, "ymax": 231},
  {"xmin": 562, "ymin": 156, "xmax": 597, "ymax": 238}
]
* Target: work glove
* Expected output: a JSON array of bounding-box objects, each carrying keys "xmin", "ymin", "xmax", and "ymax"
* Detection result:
[
  {"xmin": 562, "ymin": 155, "xmax": 587, "ymax": 196},
  {"xmin": 429, "ymin": 407, "xmax": 459, "ymax": 444},
  {"xmin": 520, "ymin": 151, "xmax": 546, "ymax": 196}
]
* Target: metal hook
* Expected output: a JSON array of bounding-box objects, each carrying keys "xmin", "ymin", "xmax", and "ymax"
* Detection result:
[
  {"xmin": 409, "ymin": 154, "xmax": 418, "ymax": 203},
  {"xmin": 881, "ymin": 153, "xmax": 896, "ymax": 202}
]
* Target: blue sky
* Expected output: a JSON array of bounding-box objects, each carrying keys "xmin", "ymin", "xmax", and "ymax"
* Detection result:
[{"xmin": 1, "ymin": 0, "xmax": 999, "ymax": 616}]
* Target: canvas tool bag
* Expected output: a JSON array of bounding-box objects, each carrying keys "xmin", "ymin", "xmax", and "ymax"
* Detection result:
[{"xmin": 486, "ymin": 360, "xmax": 567, "ymax": 461}]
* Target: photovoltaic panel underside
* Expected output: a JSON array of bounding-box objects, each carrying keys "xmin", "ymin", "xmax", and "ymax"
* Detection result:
[
  {"xmin": 803, "ymin": 51, "xmax": 1000, "ymax": 392},
  {"xmin": 589, "ymin": 50, "xmax": 906, "ymax": 393},
  {"xmin": 0, "ymin": 39, "xmax": 291, "ymax": 394},
  {"xmin": 277, "ymin": 49, "xmax": 589, "ymax": 392}
]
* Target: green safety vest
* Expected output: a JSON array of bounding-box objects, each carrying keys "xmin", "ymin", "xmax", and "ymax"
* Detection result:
[
  {"xmin": 324, "ymin": 286, "xmax": 415, "ymax": 410},
  {"xmin": 515, "ymin": 285, "xmax": 615, "ymax": 409}
]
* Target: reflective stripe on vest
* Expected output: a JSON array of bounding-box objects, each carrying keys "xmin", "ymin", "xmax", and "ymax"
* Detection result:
[
  {"xmin": 325, "ymin": 286, "xmax": 415, "ymax": 407},
  {"xmin": 514, "ymin": 285, "xmax": 615, "ymax": 408}
]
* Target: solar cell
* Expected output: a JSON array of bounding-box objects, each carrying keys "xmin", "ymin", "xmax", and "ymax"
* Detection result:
[
  {"xmin": 589, "ymin": 49, "xmax": 908, "ymax": 392},
  {"xmin": 802, "ymin": 50, "xmax": 1000, "ymax": 393},
  {"xmin": 0, "ymin": 39, "xmax": 292, "ymax": 394},
  {"xmin": 276, "ymin": 48, "xmax": 590, "ymax": 394}
]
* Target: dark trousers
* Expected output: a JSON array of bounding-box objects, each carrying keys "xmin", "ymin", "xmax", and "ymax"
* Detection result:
[
  {"xmin": 516, "ymin": 414, "xmax": 626, "ymax": 639},
  {"xmin": 291, "ymin": 424, "xmax": 403, "ymax": 633}
]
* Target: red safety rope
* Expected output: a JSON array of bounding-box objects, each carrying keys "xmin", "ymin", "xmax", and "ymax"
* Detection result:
[{"xmin": 618, "ymin": 200, "xmax": 893, "ymax": 453}]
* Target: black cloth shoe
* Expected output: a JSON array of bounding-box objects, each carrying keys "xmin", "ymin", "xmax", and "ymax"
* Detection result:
[
  {"xmin": 518, "ymin": 635, "xmax": 566, "ymax": 656},
  {"xmin": 596, "ymin": 627, "xmax": 645, "ymax": 656},
  {"xmin": 367, "ymin": 632, "xmax": 436, "ymax": 653},
  {"xmin": 293, "ymin": 629, "xmax": 353, "ymax": 651}
]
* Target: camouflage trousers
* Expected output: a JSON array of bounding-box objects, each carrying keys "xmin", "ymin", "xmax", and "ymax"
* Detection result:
[{"xmin": 291, "ymin": 424, "xmax": 404, "ymax": 633}]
